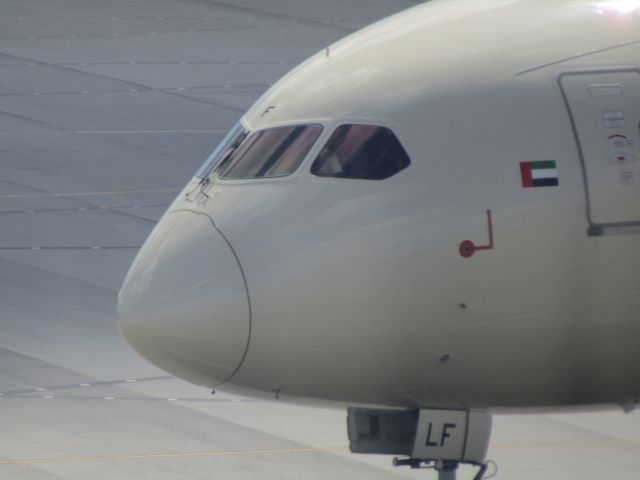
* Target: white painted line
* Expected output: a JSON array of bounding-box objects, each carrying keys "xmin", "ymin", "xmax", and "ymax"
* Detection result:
[
  {"xmin": 75, "ymin": 130, "xmax": 226, "ymax": 135},
  {"xmin": 0, "ymin": 130, "xmax": 224, "ymax": 137},
  {"xmin": 0, "ymin": 188, "xmax": 181, "ymax": 199},
  {"xmin": 125, "ymin": 379, "xmax": 137, "ymax": 383},
  {"xmin": 80, "ymin": 384, "xmax": 91, "ymax": 387},
  {"xmin": 167, "ymin": 398, "xmax": 178, "ymax": 402},
  {"xmin": 43, "ymin": 396, "xmax": 53, "ymax": 399},
  {"xmin": 105, "ymin": 397, "xmax": 115, "ymax": 401},
  {"xmin": 35, "ymin": 388, "xmax": 46, "ymax": 391}
]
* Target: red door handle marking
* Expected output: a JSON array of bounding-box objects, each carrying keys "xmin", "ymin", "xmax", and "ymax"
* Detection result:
[{"xmin": 459, "ymin": 210, "xmax": 494, "ymax": 258}]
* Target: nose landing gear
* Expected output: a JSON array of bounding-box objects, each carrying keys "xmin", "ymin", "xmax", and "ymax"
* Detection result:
[{"xmin": 348, "ymin": 407, "xmax": 494, "ymax": 480}]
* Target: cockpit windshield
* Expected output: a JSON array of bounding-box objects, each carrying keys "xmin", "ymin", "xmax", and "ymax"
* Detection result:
[
  {"xmin": 218, "ymin": 124, "xmax": 323, "ymax": 179},
  {"xmin": 311, "ymin": 125, "xmax": 411, "ymax": 180},
  {"xmin": 195, "ymin": 122, "xmax": 248, "ymax": 179}
]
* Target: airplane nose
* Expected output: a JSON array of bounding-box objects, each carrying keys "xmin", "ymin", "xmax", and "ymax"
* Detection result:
[{"xmin": 117, "ymin": 210, "xmax": 250, "ymax": 387}]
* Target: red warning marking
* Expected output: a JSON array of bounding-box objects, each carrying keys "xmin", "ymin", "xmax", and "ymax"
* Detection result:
[{"xmin": 459, "ymin": 210, "xmax": 494, "ymax": 259}]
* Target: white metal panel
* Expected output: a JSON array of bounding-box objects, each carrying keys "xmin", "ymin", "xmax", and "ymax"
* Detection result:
[
  {"xmin": 560, "ymin": 71, "xmax": 640, "ymax": 230},
  {"xmin": 411, "ymin": 409, "xmax": 491, "ymax": 463}
]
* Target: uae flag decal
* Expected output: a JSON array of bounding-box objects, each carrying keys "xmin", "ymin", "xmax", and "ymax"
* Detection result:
[{"xmin": 520, "ymin": 160, "xmax": 559, "ymax": 187}]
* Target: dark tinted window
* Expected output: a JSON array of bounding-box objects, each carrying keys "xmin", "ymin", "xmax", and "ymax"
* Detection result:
[
  {"xmin": 311, "ymin": 125, "xmax": 410, "ymax": 180},
  {"xmin": 219, "ymin": 124, "xmax": 322, "ymax": 179}
]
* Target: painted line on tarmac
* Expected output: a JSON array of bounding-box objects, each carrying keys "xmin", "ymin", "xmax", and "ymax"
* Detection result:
[
  {"xmin": 492, "ymin": 439, "xmax": 640, "ymax": 449},
  {"xmin": 0, "ymin": 203, "xmax": 168, "ymax": 215},
  {"xmin": 2, "ymin": 440, "xmax": 639, "ymax": 466},
  {"xmin": 0, "ymin": 246, "xmax": 141, "ymax": 250},
  {"xmin": 0, "ymin": 447, "xmax": 349, "ymax": 465},
  {"xmin": 0, "ymin": 130, "xmax": 227, "ymax": 135},
  {"xmin": 0, "ymin": 188, "xmax": 180, "ymax": 199}
]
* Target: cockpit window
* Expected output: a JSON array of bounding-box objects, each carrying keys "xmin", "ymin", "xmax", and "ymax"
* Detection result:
[
  {"xmin": 310, "ymin": 125, "xmax": 410, "ymax": 180},
  {"xmin": 219, "ymin": 124, "xmax": 323, "ymax": 179},
  {"xmin": 195, "ymin": 122, "xmax": 247, "ymax": 179}
]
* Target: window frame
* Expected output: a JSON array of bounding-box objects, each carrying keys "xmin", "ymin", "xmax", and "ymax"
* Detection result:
[{"xmin": 195, "ymin": 121, "xmax": 249, "ymax": 180}]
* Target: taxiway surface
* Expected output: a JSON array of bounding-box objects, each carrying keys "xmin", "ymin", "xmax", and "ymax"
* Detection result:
[{"xmin": 0, "ymin": 1, "xmax": 639, "ymax": 479}]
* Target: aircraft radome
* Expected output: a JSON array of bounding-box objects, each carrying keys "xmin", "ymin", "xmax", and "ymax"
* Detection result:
[{"xmin": 118, "ymin": 0, "xmax": 640, "ymax": 477}]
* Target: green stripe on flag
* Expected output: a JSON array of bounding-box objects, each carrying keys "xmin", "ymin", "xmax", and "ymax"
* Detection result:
[{"xmin": 531, "ymin": 160, "xmax": 556, "ymax": 170}]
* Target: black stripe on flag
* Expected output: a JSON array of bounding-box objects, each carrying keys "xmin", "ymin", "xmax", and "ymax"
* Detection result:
[{"xmin": 533, "ymin": 178, "xmax": 559, "ymax": 187}]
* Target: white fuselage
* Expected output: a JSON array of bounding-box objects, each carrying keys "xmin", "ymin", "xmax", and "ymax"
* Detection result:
[{"xmin": 118, "ymin": 0, "xmax": 640, "ymax": 411}]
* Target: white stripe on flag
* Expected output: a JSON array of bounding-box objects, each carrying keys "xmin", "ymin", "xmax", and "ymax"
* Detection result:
[{"xmin": 531, "ymin": 168, "xmax": 558, "ymax": 180}]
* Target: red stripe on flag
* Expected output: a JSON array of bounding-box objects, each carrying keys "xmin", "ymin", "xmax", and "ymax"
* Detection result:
[{"xmin": 520, "ymin": 162, "xmax": 533, "ymax": 187}]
